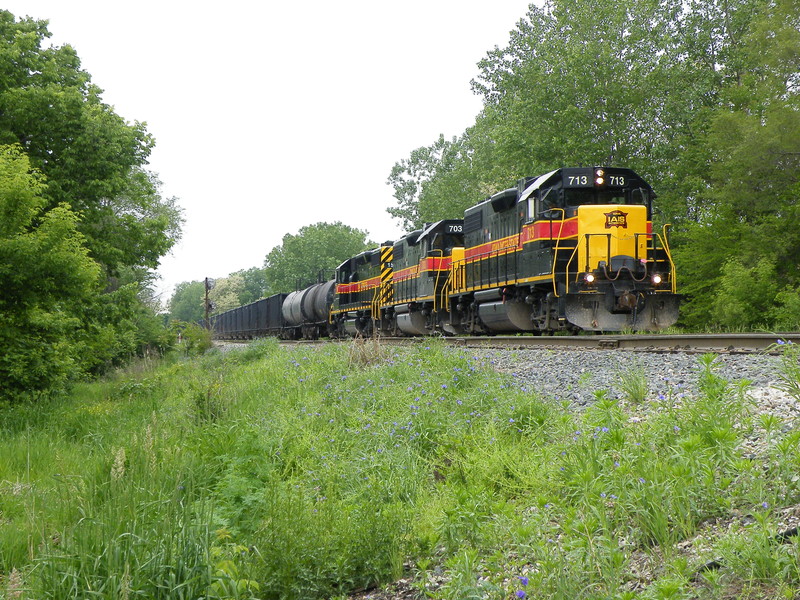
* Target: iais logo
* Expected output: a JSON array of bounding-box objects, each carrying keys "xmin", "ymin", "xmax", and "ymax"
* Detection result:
[{"xmin": 604, "ymin": 209, "xmax": 628, "ymax": 229}]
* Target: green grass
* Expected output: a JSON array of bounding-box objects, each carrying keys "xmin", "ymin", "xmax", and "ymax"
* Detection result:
[{"xmin": 1, "ymin": 337, "xmax": 799, "ymax": 599}]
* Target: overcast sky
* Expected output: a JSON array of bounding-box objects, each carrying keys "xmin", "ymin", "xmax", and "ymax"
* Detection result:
[{"xmin": 5, "ymin": 1, "xmax": 533, "ymax": 303}]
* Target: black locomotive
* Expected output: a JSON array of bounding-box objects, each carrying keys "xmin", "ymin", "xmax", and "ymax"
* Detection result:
[{"xmin": 213, "ymin": 166, "xmax": 679, "ymax": 340}]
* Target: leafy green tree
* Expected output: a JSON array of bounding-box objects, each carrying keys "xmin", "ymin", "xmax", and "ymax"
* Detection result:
[
  {"xmin": 169, "ymin": 281, "xmax": 206, "ymax": 323},
  {"xmin": 0, "ymin": 145, "xmax": 100, "ymax": 401},
  {"xmin": 0, "ymin": 11, "xmax": 185, "ymax": 389},
  {"xmin": 170, "ymin": 268, "xmax": 268, "ymax": 321},
  {"xmin": 387, "ymin": 134, "xmax": 487, "ymax": 231},
  {"xmin": 673, "ymin": 0, "xmax": 800, "ymax": 328},
  {"xmin": 264, "ymin": 222, "xmax": 373, "ymax": 293},
  {"xmin": 0, "ymin": 10, "xmax": 183, "ymax": 275},
  {"xmin": 231, "ymin": 266, "xmax": 269, "ymax": 304},
  {"xmin": 209, "ymin": 274, "xmax": 246, "ymax": 313},
  {"xmin": 389, "ymin": 0, "xmax": 712, "ymax": 227},
  {"xmin": 712, "ymin": 258, "xmax": 780, "ymax": 329}
]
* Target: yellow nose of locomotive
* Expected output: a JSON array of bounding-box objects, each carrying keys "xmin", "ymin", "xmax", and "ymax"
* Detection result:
[{"xmin": 576, "ymin": 204, "xmax": 648, "ymax": 273}]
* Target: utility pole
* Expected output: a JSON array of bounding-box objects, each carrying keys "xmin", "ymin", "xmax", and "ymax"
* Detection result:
[{"xmin": 204, "ymin": 277, "xmax": 215, "ymax": 329}]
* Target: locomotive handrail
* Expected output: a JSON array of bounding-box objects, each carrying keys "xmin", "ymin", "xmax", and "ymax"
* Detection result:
[
  {"xmin": 370, "ymin": 285, "xmax": 381, "ymax": 324},
  {"xmin": 440, "ymin": 268, "xmax": 454, "ymax": 313},
  {"xmin": 661, "ymin": 224, "xmax": 677, "ymax": 292},
  {"xmin": 447, "ymin": 234, "xmax": 578, "ymax": 298},
  {"xmin": 561, "ymin": 237, "xmax": 586, "ymax": 296},
  {"xmin": 446, "ymin": 254, "xmax": 467, "ymax": 297},
  {"xmin": 549, "ymin": 209, "xmax": 567, "ymax": 297},
  {"xmin": 446, "ymin": 231, "xmax": 524, "ymax": 293},
  {"xmin": 429, "ymin": 250, "xmax": 446, "ymax": 313}
]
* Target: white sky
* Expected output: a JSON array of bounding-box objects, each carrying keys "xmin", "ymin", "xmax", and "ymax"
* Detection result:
[{"xmin": 4, "ymin": 1, "xmax": 533, "ymax": 303}]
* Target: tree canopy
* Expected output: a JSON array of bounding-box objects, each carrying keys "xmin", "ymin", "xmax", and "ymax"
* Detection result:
[
  {"xmin": 168, "ymin": 280, "xmax": 206, "ymax": 324},
  {"xmin": 0, "ymin": 10, "xmax": 183, "ymax": 275},
  {"xmin": 264, "ymin": 222, "xmax": 374, "ymax": 294}
]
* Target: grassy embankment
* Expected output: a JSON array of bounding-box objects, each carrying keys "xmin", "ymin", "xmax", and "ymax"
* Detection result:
[{"xmin": 1, "ymin": 338, "xmax": 799, "ymax": 599}]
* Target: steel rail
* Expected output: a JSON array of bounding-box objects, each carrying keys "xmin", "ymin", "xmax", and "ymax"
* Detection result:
[
  {"xmin": 243, "ymin": 332, "xmax": 800, "ymax": 354},
  {"xmin": 444, "ymin": 333, "xmax": 800, "ymax": 353}
]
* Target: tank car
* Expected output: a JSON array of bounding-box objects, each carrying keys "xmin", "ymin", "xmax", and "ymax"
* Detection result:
[{"xmin": 282, "ymin": 280, "xmax": 335, "ymax": 339}]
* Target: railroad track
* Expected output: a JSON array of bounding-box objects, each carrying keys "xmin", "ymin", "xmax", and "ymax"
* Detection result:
[
  {"xmin": 260, "ymin": 332, "xmax": 800, "ymax": 354},
  {"xmin": 445, "ymin": 333, "xmax": 800, "ymax": 353}
]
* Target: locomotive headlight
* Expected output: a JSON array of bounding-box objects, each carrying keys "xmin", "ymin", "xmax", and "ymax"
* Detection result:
[
  {"xmin": 651, "ymin": 273, "xmax": 663, "ymax": 286},
  {"xmin": 584, "ymin": 272, "xmax": 596, "ymax": 284},
  {"xmin": 594, "ymin": 168, "xmax": 605, "ymax": 186}
]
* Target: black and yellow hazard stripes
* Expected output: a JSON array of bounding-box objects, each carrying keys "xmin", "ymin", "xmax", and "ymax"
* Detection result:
[{"xmin": 379, "ymin": 245, "xmax": 394, "ymax": 305}]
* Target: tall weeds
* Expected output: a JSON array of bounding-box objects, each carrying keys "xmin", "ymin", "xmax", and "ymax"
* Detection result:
[{"xmin": 1, "ymin": 340, "xmax": 798, "ymax": 598}]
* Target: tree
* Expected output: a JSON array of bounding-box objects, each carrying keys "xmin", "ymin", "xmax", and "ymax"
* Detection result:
[
  {"xmin": 0, "ymin": 10, "xmax": 183, "ymax": 275},
  {"xmin": 0, "ymin": 11, "xmax": 185, "ymax": 392},
  {"xmin": 231, "ymin": 266, "xmax": 269, "ymax": 304},
  {"xmin": 386, "ymin": 0, "xmax": 800, "ymax": 331},
  {"xmin": 168, "ymin": 281, "xmax": 206, "ymax": 323},
  {"xmin": 209, "ymin": 274, "xmax": 246, "ymax": 313},
  {"xmin": 673, "ymin": 0, "xmax": 800, "ymax": 328},
  {"xmin": 387, "ymin": 134, "xmax": 488, "ymax": 231},
  {"xmin": 0, "ymin": 145, "xmax": 101, "ymax": 401},
  {"xmin": 170, "ymin": 269, "xmax": 267, "ymax": 322},
  {"xmin": 264, "ymin": 222, "xmax": 374, "ymax": 293},
  {"xmin": 388, "ymin": 0, "xmax": 711, "ymax": 227}
]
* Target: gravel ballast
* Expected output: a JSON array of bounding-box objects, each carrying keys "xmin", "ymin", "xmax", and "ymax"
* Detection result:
[{"xmin": 468, "ymin": 348, "xmax": 794, "ymax": 412}]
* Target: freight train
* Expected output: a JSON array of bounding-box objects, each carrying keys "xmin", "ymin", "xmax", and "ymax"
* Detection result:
[{"xmin": 212, "ymin": 166, "xmax": 679, "ymax": 339}]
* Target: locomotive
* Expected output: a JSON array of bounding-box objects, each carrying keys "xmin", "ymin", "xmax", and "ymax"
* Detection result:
[{"xmin": 212, "ymin": 166, "xmax": 679, "ymax": 339}]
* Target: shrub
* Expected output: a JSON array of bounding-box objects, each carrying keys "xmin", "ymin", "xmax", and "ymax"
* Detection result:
[{"xmin": 179, "ymin": 323, "xmax": 213, "ymax": 356}]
